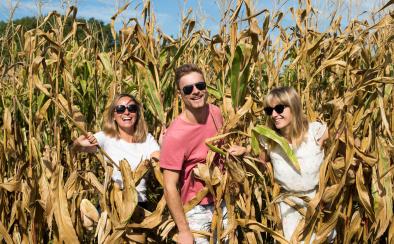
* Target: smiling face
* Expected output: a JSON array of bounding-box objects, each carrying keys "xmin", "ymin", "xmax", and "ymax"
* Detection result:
[
  {"xmin": 178, "ymin": 71, "xmax": 208, "ymax": 111},
  {"xmin": 113, "ymin": 96, "xmax": 138, "ymax": 133},
  {"xmin": 268, "ymin": 99, "xmax": 293, "ymax": 132}
]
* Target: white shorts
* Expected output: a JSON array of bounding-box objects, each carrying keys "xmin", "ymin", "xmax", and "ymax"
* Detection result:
[{"xmin": 185, "ymin": 201, "xmax": 228, "ymax": 244}]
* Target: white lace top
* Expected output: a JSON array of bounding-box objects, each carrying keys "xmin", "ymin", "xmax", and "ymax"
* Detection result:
[{"xmin": 260, "ymin": 122, "xmax": 327, "ymax": 192}]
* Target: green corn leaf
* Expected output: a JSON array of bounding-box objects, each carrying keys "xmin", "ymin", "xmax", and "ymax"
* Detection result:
[
  {"xmin": 230, "ymin": 46, "xmax": 242, "ymax": 108},
  {"xmin": 141, "ymin": 70, "xmax": 166, "ymax": 124},
  {"xmin": 252, "ymin": 125, "xmax": 300, "ymax": 172},
  {"xmin": 229, "ymin": 44, "xmax": 251, "ymax": 110},
  {"xmin": 98, "ymin": 52, "xmax": 114, "ymax": 77}
]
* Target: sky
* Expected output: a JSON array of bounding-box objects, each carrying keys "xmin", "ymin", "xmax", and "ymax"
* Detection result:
[{"xmin": 0, "ymin": 0, "xmax": 391, "ymax": 37}]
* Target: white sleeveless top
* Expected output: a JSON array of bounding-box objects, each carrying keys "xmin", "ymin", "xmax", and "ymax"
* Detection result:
[
  {"xmin": 94, "ymin": 132, "xmax": 160, "ymax": 202},
  {"xmin": 259, "ymin": 122, "xmax": 327, "ymax": 192}
]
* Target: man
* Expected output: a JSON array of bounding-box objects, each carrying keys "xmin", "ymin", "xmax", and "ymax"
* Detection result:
[{"xmin": 160, "ymin": 64, "xmax": 225, "ymax": 244}]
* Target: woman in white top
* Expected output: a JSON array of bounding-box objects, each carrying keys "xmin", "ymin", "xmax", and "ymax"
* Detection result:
[
  {"xmin": 70, "ymin": 94, "xmax": 160, "ymax": 204},
  {"xmin": 259, "ymin": 86, "xmax": 329, "ymax": 242}
]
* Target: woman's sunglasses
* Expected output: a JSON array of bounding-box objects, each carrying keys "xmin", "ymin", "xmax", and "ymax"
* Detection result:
[
  {"xmin": 264, "ymin": 104, "xmax": 287, "ymax": 116},
  {"xmin": 115, "ymin": 104, "xmax": 138, "ymax": 114},
  {"xmin": 181, "ymin": 81, "xmax": 206, "ymax": 95}
]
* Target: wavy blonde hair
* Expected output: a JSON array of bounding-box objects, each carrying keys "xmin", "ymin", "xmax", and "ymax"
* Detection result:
[
  {"xmin": 265, "ymin": 86, "xmax": 309, "ymax": 148},
  {"xmin": 102, "ymin": 94, "xmax": 147, "ymax": 143}
]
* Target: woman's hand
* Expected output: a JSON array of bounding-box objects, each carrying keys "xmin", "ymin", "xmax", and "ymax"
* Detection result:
[
  {"xmin": 228, "ymin": 145, "xmax": 248, "ymax": 156},
  {"xmin": 71, "ymin": 132, "xmax": 98, "ymax": 153},
  {"xmin": 150, "ymin": 151, "xmax": 160, "ymax": 160}
]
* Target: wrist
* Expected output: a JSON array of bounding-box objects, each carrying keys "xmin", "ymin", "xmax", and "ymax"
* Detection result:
[
  {"xmin": 68, "ymin": 141, "xmax": 79, "ymax": 152},
  {"xmin": 178, "ymin": 224, "xmax": 191, "ymax": 233}
]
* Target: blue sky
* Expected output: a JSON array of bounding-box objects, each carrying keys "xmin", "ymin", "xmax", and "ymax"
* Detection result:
[{"xmin": 0, "ymin": 0, "xmax": 390, "ymax": 37}]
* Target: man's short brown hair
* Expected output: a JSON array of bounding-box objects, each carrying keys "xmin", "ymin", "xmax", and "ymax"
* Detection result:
[{"xmin": 175, "ymin": 64, "xmax": 205, "ymax": 88}]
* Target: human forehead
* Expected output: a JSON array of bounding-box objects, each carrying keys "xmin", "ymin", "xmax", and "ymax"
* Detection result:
[
  {"xmin": 178, "ymin": 72, "xmax": 204, "ymax": 87},
  {"xmin": 266, "ymin": 96, "xmax": 283, "ymax": 107},
  {"xmin": 116, "ymin": 96, "xmax": 136, "ymax": 105}
]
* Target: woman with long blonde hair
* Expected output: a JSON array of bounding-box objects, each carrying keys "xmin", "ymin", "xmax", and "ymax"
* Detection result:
[
  {"xmin": 260, "ymin": 86, "xmax": 328, "ymax": 241},
  {"xmin": 71, "ymin": 94, "xmax": 160, "ymax": 204},
  {"xmin": 229, "ymin": 86, "xmax": 329, "ymax": 241}
]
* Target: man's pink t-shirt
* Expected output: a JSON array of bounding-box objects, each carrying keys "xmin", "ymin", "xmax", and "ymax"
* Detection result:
[{"xmin": 160, "ymin": 104, "xmax": 223, "ymax": 205}]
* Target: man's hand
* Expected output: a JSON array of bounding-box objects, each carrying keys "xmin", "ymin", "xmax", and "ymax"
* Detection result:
[
  {"xmin": 177, "ymin": 230, "xmax": 194, "ymax": 244},
  {"xmin": 228, "ymin": 145, "xmax": 247, "ymax": 156}
]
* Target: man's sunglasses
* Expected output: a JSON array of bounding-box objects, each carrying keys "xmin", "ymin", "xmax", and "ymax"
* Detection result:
[
  {"xmin": 264, "ymin": 104, "xmax": 288, "ymax": 116},
  {"xmin": 115, "ymin": 104, "xmax": 138, "ymax": 114},
  {"xmin": 181, "ymin": 81, "xmax": 206, "ymax": 95}
]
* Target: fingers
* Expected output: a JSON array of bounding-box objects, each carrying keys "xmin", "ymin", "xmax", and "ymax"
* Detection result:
[
  {"xmin": 77, "ymin": 132, "xmax": 98, "ymax": 147},
  {"xmin": 86, "ymin": 132, "xmax": 98, "ymax": 145},
  {"xmin": 150, "ymin": 151, "xmax": 160, "ymax": 160},
  {"xmin": 228, "ymin": 145, "xmax": 246, "ymax": 156}
]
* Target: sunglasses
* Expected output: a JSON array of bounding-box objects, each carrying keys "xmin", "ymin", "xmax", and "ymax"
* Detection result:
[
  {"xmin": 181, "ymin": 81, "xmax": 206, "ymax": 95},
  {"xmin": 264, "ymin": 104, "xmax": 288, "ymax": 116},
  {"xmin": 115, "ymin": 104, "xmax": 138, "ymax": 114}
]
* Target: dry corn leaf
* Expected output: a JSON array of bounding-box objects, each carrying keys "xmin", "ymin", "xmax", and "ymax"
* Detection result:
[{"xmin": 52, "ymin": 166, "xmax": 79, "ymax": 243}]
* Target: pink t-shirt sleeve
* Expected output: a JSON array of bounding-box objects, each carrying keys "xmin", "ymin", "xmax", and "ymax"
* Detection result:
[{"xmin": 160, "ymin": 132, "xmax": 185, "ymax": 171}]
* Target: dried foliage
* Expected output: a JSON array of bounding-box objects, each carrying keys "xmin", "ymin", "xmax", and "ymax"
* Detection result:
[{"xmin": 0, "ymin": 0, "xmax": 393, "ymax": 243}]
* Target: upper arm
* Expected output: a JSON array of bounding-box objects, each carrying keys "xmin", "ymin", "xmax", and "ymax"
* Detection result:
[{"xmin": 159, "ymin": 132, "xmax": 184, "ymax": 171}]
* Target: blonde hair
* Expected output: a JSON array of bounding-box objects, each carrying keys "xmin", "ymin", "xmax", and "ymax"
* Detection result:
[
  {"xmin": 264, "ymin": 87, "xmax": 309, "ymax": 148},
  {"xmin": 102, "ymin": 94, "xmax": 147, "ymax": 143}
]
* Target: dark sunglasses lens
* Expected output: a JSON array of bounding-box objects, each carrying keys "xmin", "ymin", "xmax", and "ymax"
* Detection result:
[
  {"xmin": 274, "ymin": 105, "xmax": 285, "ymax": 114},
  {"xmin": 115, "ymin": 105, "xmax": 126, "ymax": 113},
  {"xmin": 182, "ymin": 85, "xmax": 194, "ymax": 95},
  {"xmin": 127, "ymin": 104, "xmax": 138, "ymax": 113},
  {"xmin": 264, "ymin": 107, "xmax": 273, "ymax": 115},
  {"xmin": 195, "ymin": 82, "xmax": 206, "ymax": 91}
]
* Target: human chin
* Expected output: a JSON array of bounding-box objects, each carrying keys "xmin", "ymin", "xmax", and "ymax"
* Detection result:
[{"xmin": 274, "ymin": 119, "xmax": 290, "ymax": 130}]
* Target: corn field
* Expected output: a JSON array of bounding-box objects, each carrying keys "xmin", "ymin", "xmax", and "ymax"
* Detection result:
[{"xmin": 0, "ymin": 0, "xmax": 393, "ymax": 243}]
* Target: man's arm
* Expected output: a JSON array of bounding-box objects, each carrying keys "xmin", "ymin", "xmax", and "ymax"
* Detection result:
[{"xmin": 163, "ymin": 169, "xmax": 193, "ymax": 244}]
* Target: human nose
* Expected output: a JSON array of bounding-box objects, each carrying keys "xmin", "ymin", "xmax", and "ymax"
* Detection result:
[
  {"xmin": 271, "ymin": 110, "xmax": 279, "ymax": 117},
  {"xmin": 191, "ymin": 85, "xmax": 200, "ymax": 94},
  {"xmin": 123, "ymin": 108, "xmax": 130, "ymax": 114}
]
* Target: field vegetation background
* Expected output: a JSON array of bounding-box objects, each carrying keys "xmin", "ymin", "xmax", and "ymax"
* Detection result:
[{"xmin": 0, "ymin": 0, "xmax": 393, "ymax": 243}]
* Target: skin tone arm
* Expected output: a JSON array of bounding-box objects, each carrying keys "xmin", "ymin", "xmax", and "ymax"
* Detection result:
[
  {"xmin": 162, "ymin": 169, "xmax": 194, "ymax": 244},
  {"xmin": 228, "ymin": 144, "xmax": 269, "ymax": 168},
  {"xmin": 70, "ymin": 132, "xmax": 98, "ymax": 153}
]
